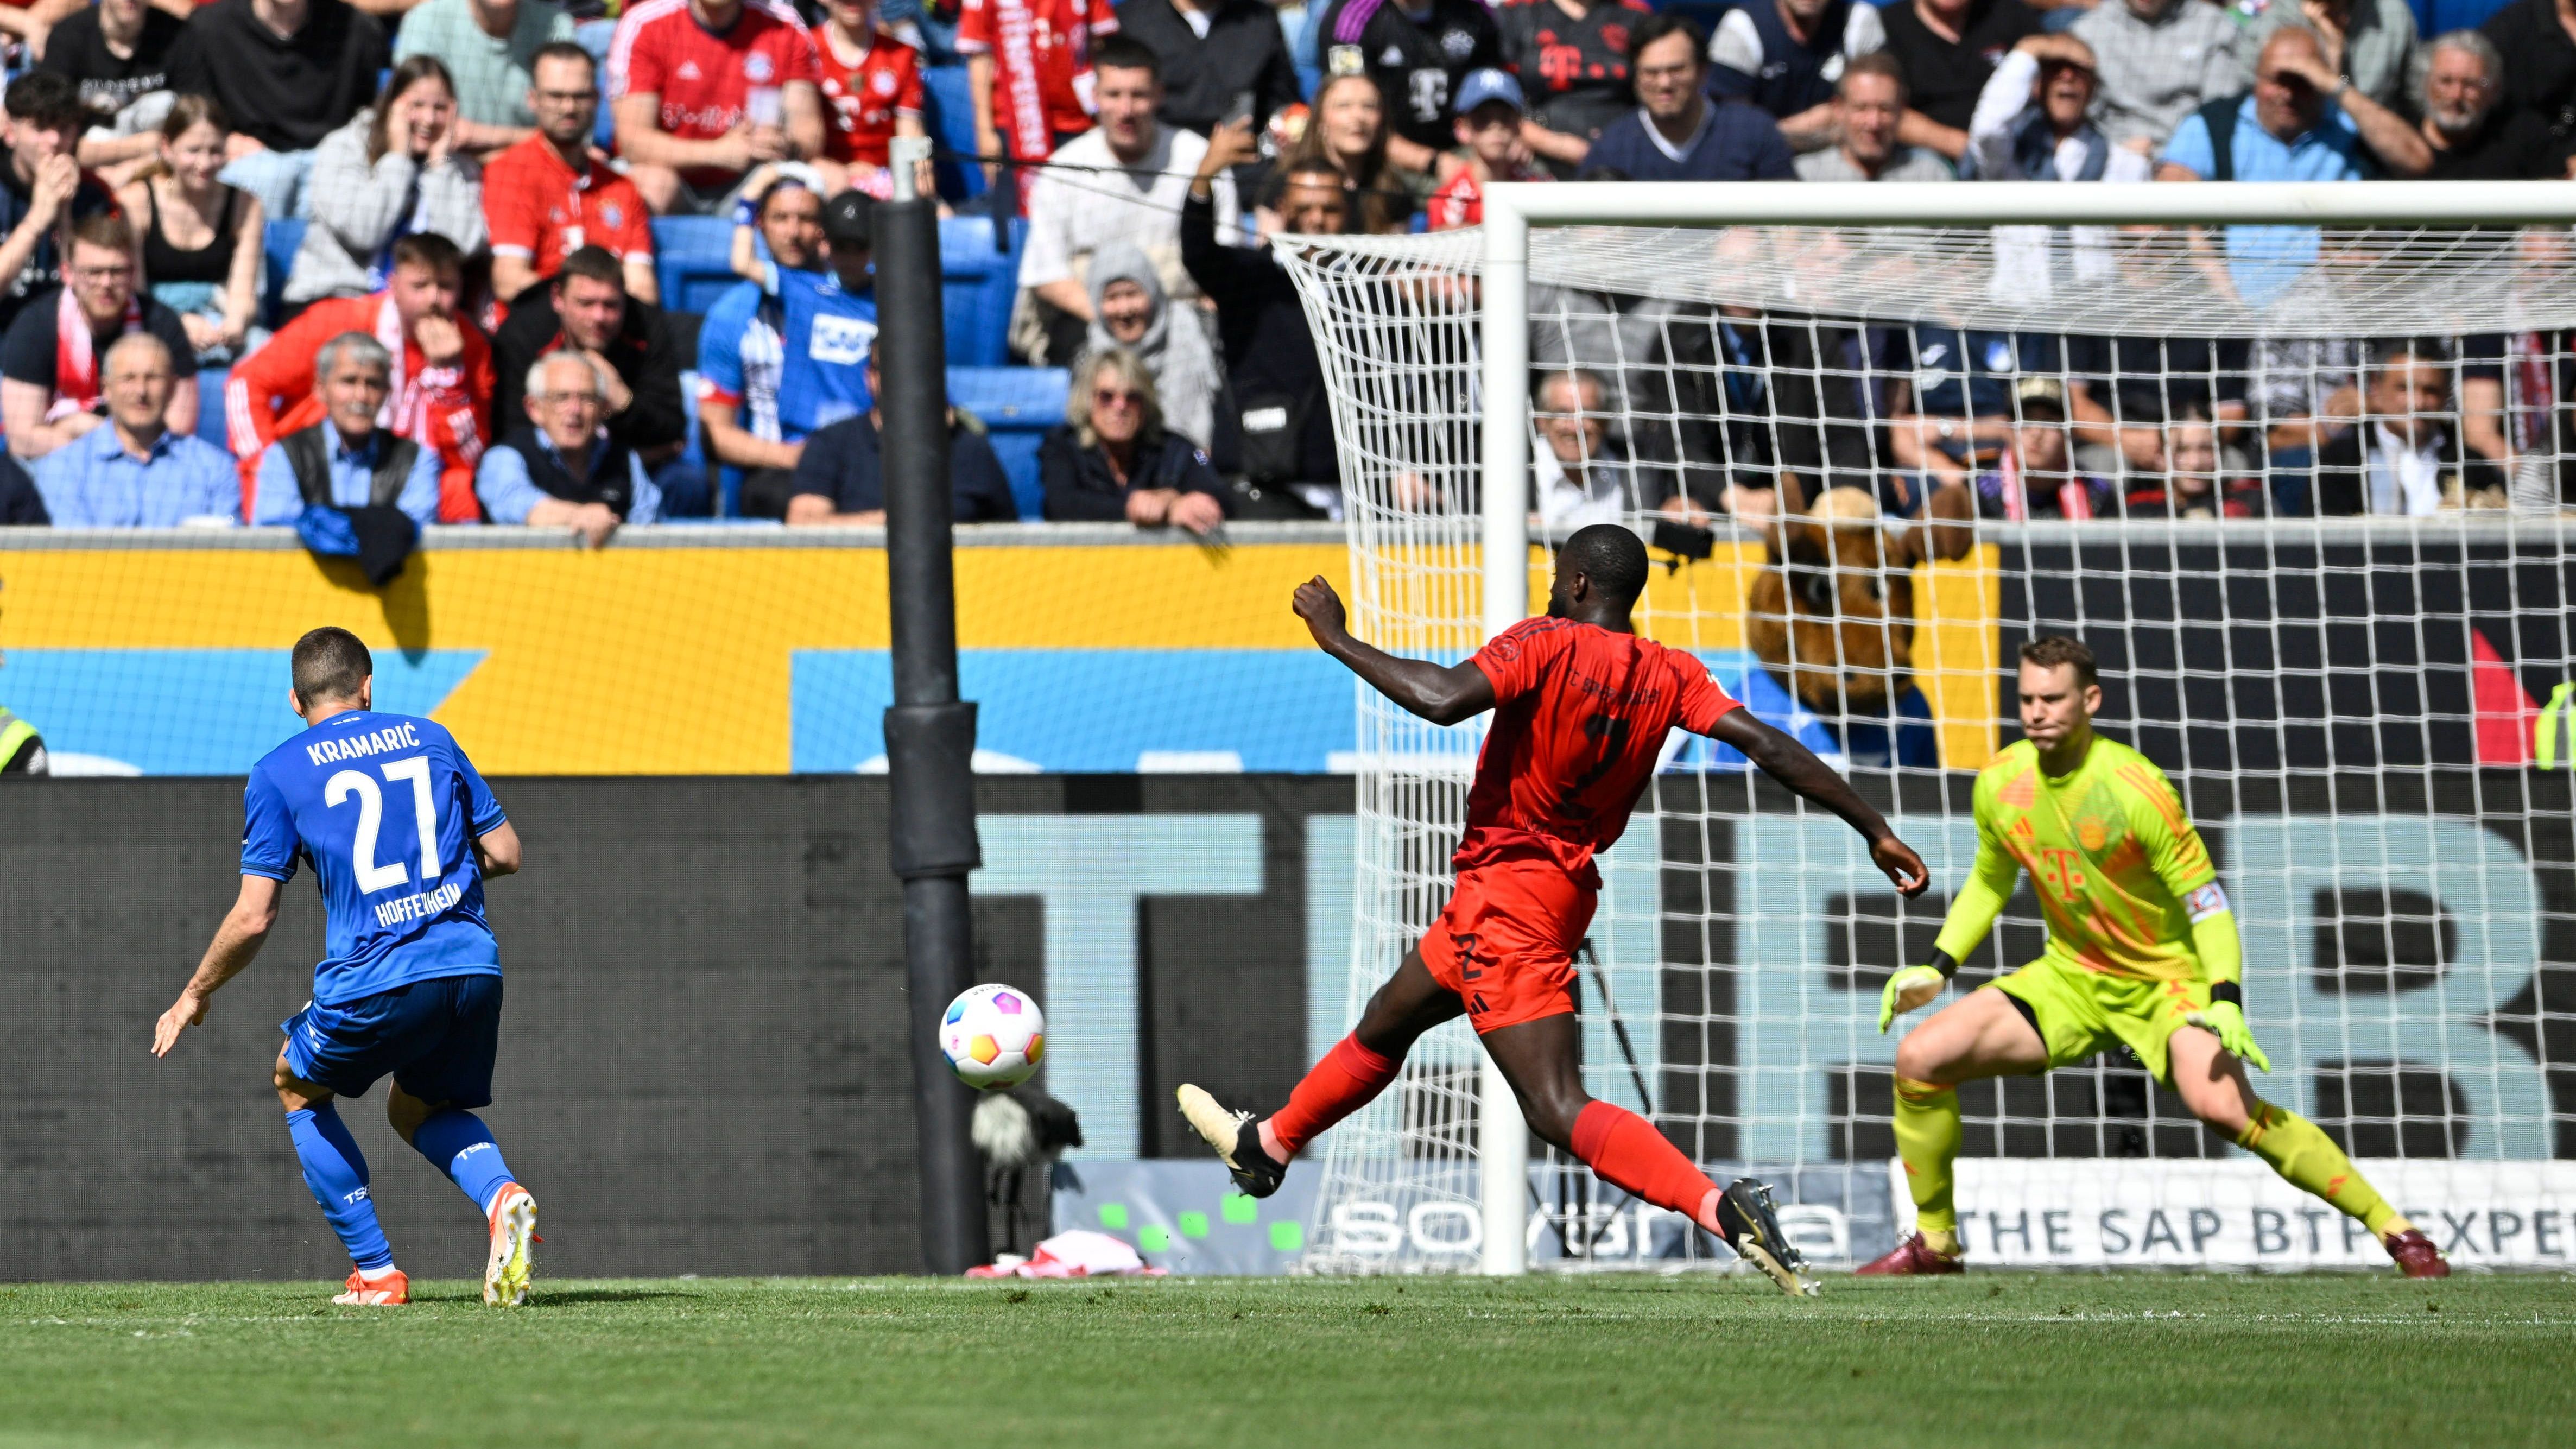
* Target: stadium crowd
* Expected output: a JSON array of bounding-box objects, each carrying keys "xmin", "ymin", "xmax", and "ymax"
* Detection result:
[{"xmin": 0, "ymin": 0, "xmax": 2565, "ymax": 541}]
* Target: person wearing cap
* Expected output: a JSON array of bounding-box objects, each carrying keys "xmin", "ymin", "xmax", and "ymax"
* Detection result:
[
  {"xmin": 1967, "ymin": 377, "xmax": 2117, "ymax": 521},
  {"xmin": 696, "ymin": 185, "xmax": 880, "ymax": 518},
  {"xmin": 1881, "ymin": 326, "xmax": 2075, "ymax": 497},
  {"xmin": 1427, "ymin": 70, "xmax": 1553, "ymax": 232}
]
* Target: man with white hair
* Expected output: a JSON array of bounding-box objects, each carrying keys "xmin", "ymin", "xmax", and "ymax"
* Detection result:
[
  {"xmin": 2410, "ymin": 30, "xmax": 2531, "ymax": 179},
  {"xmin": 476, "ymin": 351, "xmax": 661, "ymax": 548},
  {"xmin": 1530, "ymin": 369, "xmax": 1636, "ymax": 532},
  {"xmin": 33, "ymin": 332, "xmax": 240, "ymax": 526},
  {"xmin": 250, "ymin": 332, "xmax": 444, "ymax": 528}
]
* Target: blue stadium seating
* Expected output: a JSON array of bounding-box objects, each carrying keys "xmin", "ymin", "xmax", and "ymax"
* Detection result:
[
  {"xmin": 920, "ymin": 64, "xmax": 985, "ymax": 201},
  {"xmin": 948, "ymin": 365, "xmax": 1066, "ymax": 521},
  {"xmin": 577, "ymin": 18, "xmax": 618, "ymax": 151},
  {"xmin": 261, "ymin": 219, "xmax": 304, "ymax": 327},
  {"xmin": 197, "ymin": 369, "xmax": 232, "ymax": 451},
  {"xmin": 938, "ymin": 216, "xmax": 1025, "ymax": 368},
  {"xmin": 651, "ymin": 217, "xmax": 744, "ymax": 318}
]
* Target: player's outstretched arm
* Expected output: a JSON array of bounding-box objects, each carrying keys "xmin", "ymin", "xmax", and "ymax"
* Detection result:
[
  {"xmin": 1705, "ymin": 709, "xmax": 1928, "ymax": 897},
  {"xmin": 152, "ymin": 875, "xmax": 282, "ymax": 1058},
  {"xmin": 1292, "ymin": 576, "xmax": 1496, "ymax": 726}
]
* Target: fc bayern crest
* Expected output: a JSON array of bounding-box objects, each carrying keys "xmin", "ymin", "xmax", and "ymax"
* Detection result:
[
  {"xmin": 745, "ymin": 51, "xmax": 775, "ymax": 82},
  {"xmin": 601, "ymin": 203, "xmax": 624, "ymax": 228},
  {"xmin": 872, "ymin": 69, "xmax": 897, "ymax": 96}
]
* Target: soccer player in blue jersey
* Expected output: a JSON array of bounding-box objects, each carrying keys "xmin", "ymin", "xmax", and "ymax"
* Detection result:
[{"xmin": 151, "ymin": 627, "xmax": 540, "ymax": 1308}]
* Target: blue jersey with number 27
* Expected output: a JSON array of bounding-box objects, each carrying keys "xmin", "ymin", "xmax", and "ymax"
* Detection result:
[{"xmin": 241, "ymin": 710, "xmax": 507, "ymax": 1007}]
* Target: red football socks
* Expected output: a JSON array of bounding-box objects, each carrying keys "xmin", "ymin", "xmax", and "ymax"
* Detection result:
[
  {"xmin": 1572, "ymin": 1100, "xmax": 1721, "ymax": 1226},
  {"xmin": 1266, "ymin": 1034, "xmax": 1401, "ymax": 1157}
]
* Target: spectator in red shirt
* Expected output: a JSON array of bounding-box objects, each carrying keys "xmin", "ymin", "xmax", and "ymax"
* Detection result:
[
  {"xmin": 226, "ymin": 232, "xmax": 496, "ymax": 522},
  {"xmin": 955, "ymin": 0, "xmax": 1115, "ymax": 193},
  {"xmin": 813, "ymin": 0, "xmax": 927, "ymax": 199},
  {"xmin": 609, "ymin": 0, "xmax": 826, "ymax": 215},
  {"xmin": 1427, "ymin": 68, "xmax": 1551, "ymax": 231},
  {"xmin": 486, "ymin": 42, "xmax": 657, "ymax": 305}
]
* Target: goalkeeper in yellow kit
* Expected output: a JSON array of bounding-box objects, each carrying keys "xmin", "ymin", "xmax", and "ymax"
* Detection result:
[{"xmin": 1862, "ymin": 636, "xmax": 2450, "ymax": 1277}]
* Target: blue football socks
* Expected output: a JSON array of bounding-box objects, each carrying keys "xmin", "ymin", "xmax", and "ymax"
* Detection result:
[
  {"xmin": 287, "ymin": 1104, "xmax": 395, "ymax": 1271},
  {"xmin": 409, "ymin": 1109, "xmax": 518, "ymax": 1214}
]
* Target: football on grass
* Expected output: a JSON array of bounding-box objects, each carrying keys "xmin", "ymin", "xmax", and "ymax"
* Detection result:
[{"xmin": 940, "ymin": 984, "xmax": 1046, "ymax": 1090}]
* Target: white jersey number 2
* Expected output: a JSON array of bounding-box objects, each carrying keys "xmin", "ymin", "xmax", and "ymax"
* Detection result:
[{"xmin": 326, "ymin": 757, "xmax": 442, "ymax": 895}]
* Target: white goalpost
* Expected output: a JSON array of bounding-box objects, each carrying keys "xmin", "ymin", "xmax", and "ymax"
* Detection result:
[{"xmin": 1282, "ymin": 182, "xmax": 2576, "ymax": 1276}]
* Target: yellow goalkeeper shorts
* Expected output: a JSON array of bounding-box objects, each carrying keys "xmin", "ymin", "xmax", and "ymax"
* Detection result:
[{"xmin": 1987, "ymin": 954, "xmax": 2213, "ymax": 1083}]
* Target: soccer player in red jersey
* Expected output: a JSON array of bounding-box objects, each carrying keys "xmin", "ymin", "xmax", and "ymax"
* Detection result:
[
  {"xmin": 813, "ymin": 0, "xmax": 928, "ymax": 198},
  {"xmin": 1180, "ymin": 526, "xmax": 1930, "ymax": 1294}
]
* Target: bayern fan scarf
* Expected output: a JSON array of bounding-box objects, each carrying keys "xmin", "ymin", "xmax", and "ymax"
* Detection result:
[{"xmin": 49, "ymin": 286, "xmax": 143, "ymax": 421}]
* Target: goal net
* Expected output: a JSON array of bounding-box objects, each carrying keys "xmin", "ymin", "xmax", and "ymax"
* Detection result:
[{"xmin": 1280, "ymin": 184, "xmax": 2576, "ymax": 1275}]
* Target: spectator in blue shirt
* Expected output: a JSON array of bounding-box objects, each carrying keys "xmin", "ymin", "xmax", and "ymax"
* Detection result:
[
  {"xmin": 1581, "ymin": 12, "xmax": 1794, "ymax": 181},
  {"xmin": 251, "ymin": 332, "xmax": 444, "ymax": 527},
  {"xmin": 478, "ymin": 351, "xmax": 661, "ymax": 548},
  {"xmin": 33, "ymin": 333, "xmax": 239, "ymax": 527},
  {"xmin": 698, "ymin": 182, "xmax": 878, "ymax": 518},
  {"xmin": 2154, "ymin": 26, "xmax": 2426, "ymax": 307}
]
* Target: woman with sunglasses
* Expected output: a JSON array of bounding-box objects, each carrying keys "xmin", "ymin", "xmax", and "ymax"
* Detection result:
[{"xmin": 1040, "ymin": 347, "xmax": 1229, "ymax": 535}]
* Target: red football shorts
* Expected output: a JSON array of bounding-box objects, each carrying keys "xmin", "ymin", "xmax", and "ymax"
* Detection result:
[{"xmin": 1417, "ymin": 859, "xmax": 1597, "ymax": 1034}]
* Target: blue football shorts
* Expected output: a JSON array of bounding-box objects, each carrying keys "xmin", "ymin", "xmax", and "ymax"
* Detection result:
[{"xmin": 281, "ymin": 973, "xmax": 504, "ymax": 1107}]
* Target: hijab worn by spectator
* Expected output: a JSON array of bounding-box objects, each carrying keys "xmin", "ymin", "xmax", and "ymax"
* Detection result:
[{"xmin": 1083, "ymin": 242, "xmax": 1219, "ymax": 450}]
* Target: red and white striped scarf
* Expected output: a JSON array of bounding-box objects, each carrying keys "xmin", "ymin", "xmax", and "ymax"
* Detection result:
[{"xmin": 47, "ymin": 285, "xmax": 144, "ymax": 422}]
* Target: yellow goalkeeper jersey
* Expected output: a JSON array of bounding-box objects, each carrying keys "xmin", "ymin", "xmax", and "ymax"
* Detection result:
[{"xmin": 1935, "ymin": 737, "xmax": 2225, "ymax": 983}]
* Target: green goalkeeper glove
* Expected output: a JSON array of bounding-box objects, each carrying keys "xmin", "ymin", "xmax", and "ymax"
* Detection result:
[
  {"xmin": 1879, "ymin": 964, "xmax": 1947, "ymax": 1034},
  {"xmin": 2186, "ymin": 998, "xmax": 2271, "ymax": 1073}
]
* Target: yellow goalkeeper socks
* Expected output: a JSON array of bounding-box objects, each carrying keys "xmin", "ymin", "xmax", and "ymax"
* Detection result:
[
  {"xmin": 1892, "ymin": 1077, "xmax": 1963, "ymax": 1256},
  {"xmin": 2235, "ymin": 1100, "xmax": 2407, "ymax": 1238}
]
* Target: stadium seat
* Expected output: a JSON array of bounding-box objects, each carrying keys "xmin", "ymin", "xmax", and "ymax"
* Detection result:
[
  {"xmin": 948, "ymin": 365, "xmax": 1066, "ymax": 521},
  {"xmin": 920, "ymin": 64, "xmax": 984, "ymax": 201},
  {"xmin": 652, "ymin": 217, "xmax": 742, "ymax": 318},
  {"xmin": 196, "ymin": 368, "xmax": 231, "ymax": 450},
  {"xmin": 261, "ymin": 218, "xmax": 305, "ymax": 328},
  {"xmin": 577, "ymin": 18, "xmax": 617, "ymax": 151},
  {"xmin": 938, "ymin": 216, "xmax": 1026, "ymax": 368}
]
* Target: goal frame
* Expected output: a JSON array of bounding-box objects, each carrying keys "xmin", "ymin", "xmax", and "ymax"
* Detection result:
[{"xmin": 1466, "ymin": 179, "xmax": 2576, "ymax": 1275}]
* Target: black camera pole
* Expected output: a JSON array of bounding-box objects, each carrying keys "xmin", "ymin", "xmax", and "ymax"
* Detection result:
[{"xmin": 879, "ymin": 136, "xmax": 990, "ymax": 1276}]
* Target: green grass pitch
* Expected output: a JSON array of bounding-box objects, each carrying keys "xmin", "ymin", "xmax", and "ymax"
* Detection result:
[{"xmin": 6, "ymin": 1273, "xmax": 2569, "ymax": 1448}]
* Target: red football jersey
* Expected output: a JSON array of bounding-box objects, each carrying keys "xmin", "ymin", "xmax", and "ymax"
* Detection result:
[
  {"xmin": 610, "ymin": 0, "xmax": 822, "ymax": 176},
  {"xmin": 483, "ymin": 135, "xmax": 655, "ymax": 284},
  {"xmin": 1459, "ymin": 617, "xmax": 1742, "ymax": 878},
  {"xmin": 814, "ymin": 23, "xmax": 925, "ymax": 169},
  {"xmin": 1426, "ymin": 160, "xmax": 1551, "ymax": 231},
  {"xmin": 954, "ymin": 0, "xmax": 1116, "ymax": 163}
]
